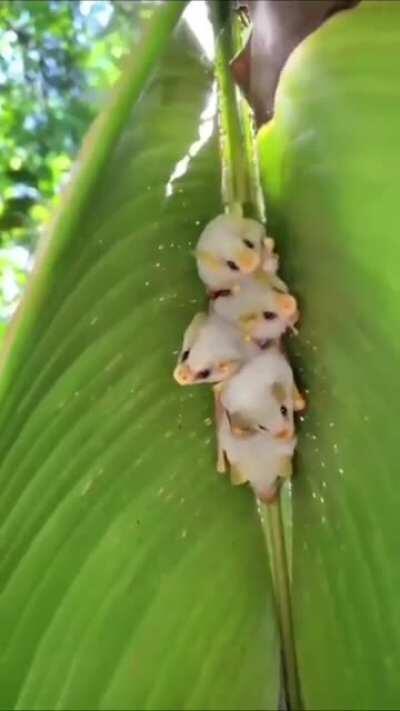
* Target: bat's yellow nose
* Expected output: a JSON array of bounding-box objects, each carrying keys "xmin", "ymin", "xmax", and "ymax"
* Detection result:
[
  {"xmin": 276, "ymin": 293, "xmax": 298, "ymax": 319},
  {"xmin": 173, "ymin": 364, "xmax": 194, "ymax": 385},
  {"xmin": 275, "ymin": 427, "xmax": 294, "ymax": 442},
  {"xmin": 236, "ymin": 250, "xmax": 260, "ymax": 274}
]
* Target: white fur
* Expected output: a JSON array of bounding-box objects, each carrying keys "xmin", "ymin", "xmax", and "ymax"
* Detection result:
[
  {"xmin": 174, "ymin": 213, "xmax": 300, "ymax": 497},
  {"xmin": 219, "ymin": 408, "xmax": 296, "ymax": 499},
  {"xmin": 220, "ymin": 348, "xmax": 295, "ymax": 436},
  {"xmin": 195, "ymin": 214, "xmax": 265, "ymax": 290},
  {"xmin": 211, "ymin": 275, "xmax": 295, "ymax": 343},
  {"xmin": 175, "ymin": 312, "xmax": 258, "ymax": 384}
]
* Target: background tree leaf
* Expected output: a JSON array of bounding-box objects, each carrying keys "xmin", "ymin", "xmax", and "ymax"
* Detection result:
[
  {"xmin": 0, "ymin": 0, "xmax": 146, "ymax": 331},
  {"xmin": 259, "ymin": 2, "xmax": 400, "ymax": 707},
  {"xmin": 0, "ymin": 18, "xmax": 279, "ymax": 711}
]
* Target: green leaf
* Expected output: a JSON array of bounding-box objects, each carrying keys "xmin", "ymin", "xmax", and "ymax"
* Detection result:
[
  {"xmin": 0, "ymin": 12, "xmax": 278, "ymax": 711},
  {"xmin": 258, "ymin": 1, "xmax": 400, "ymax": 707}
]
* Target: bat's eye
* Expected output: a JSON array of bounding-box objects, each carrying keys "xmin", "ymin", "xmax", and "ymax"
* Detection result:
[
  {"xmin": 226, "ymin": 260, "xmax": 239, "ymax": 271},
  {"xmin": 263, "ymin": 311, "xmax": 277, "ymax": 320},
  {"xmin": 243, "ymin": 239, "xmax": 254, "ymax": 249},
  {"xmin": 181, "ymin": 349, "xmax": 190, "ymax": 362},
  {"xmin": 197, "ymin": 368, "xmax": 211, "ymax": 379},
  {"xmin": 280, "ymin": 405, "xmax": 288, "ymax": 417},
  {"xmin": 258, "ymin": 424, "xmax": 267, "ymax": 431}
]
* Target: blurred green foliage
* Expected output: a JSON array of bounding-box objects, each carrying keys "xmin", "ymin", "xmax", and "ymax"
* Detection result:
[{"xmin": 0, "ymin": 0, "xmax": 150, "ymax": 326}]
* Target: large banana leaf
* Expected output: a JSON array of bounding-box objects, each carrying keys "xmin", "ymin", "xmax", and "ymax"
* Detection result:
[
  {"xmin": 259, "ymin": 2, "xmax": 400, "ymax": 708},
  {"xmin": 0, "ymin": 15, "xmax": 279, "ymax": 711}
]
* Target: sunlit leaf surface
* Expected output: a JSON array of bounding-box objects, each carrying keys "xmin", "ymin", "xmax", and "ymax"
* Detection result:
[
  {"xmin": 259, "ymin": 2, "xmax": 400, "ymax": 708},
  {"xmin": 0, "ymin": 24, "xmax": 278, "ymax": 711}
]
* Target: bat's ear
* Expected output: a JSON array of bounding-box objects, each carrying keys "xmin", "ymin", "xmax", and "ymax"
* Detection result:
[
  {"xmin": 196, "ymin": 250, "xmax": 221, "ymax": 272},
  {"xmin": 216, "ymin": 360, "xmax": 241, "ymax": 379},
  {"xmin": 182, "ymin": 312, "xmax": 207, "ymax": 348},
  {"xmin": 229, "ymin": 411, "xmax": 253, "ymax": 437},
  {"xmin": 270, "ymin": 381, "xmax": 286, "ymax": 403},
  {"xmin": 263, "ymin": 236, "xmax": 275, "ymax": 254}
]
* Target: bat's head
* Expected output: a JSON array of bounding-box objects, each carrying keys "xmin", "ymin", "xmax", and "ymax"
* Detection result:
[
  {"xmin": 173, "ymin": 313, "xmax": 244, "ymax": 386},
  {"xmin": 221, "ymin": 351, "xmax": 296, "ymax": 440},
  {"xmin": 239, "ymin": 287, "xmax": 298, "ymax": 344},
  {"xmin": 253, "ymin": 380, "xmax": 295, "ymax": 440},
  {"xmin": 195, "ymin": 214, "xmax": 264, "ymax": 291}
]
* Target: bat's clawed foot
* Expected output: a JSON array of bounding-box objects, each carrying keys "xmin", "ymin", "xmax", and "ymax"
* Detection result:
[
  {"xmin": 230, "ymin": 464, "xmax": 248, "ymax": 486},
  {"xmin": 294, "ymin": 393, "xmax": 306, "ymax": 412},
  {"xmin": 293, "ymin": 383, "xmax": 307, "ymax": 412},
  {"xmin": 217, "ymin": 448, "xmax": 227, "ymax": 474}
]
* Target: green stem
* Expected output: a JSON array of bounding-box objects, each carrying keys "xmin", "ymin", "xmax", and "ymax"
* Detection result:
[
  {"xmin": 213, "ymin": 4, "xmax": 300, "ymax": 704},
  {"xmin": 232, "ymin": 12, "xmax": 265, "ymax": 223},
  {"xmin": 213, "ymin": 2, "xmax": 247, "ymax": 214},
  {"xmin": 238, "ymin": 86, "xmax": 266, "ymax": 222},
  {"xmin": 213, "ymin": 3, "xmax": 301, "ymax": 705},
  {"xmin": 213, "ymin": 2, "xmax": 265, "ymax": 222},
  {"xmin": 267, "ymin": 500, "xmax": 302, "ymax": 710},
  {"xmin": 0, "ymin": 0, "xmax": 187, "ymax": 402}
]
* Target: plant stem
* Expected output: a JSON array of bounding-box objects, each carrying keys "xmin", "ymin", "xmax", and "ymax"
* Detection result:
[
  {"xmin": 267, "ymin": 499, "xmax": 302, "ymax": 710},
  {"xmin": 213, "ymin": 3, "xmax": 301, "ymax": 705},
  {"xmin": 0, "ymin": 0, "xmax": 187, "ymax": 402},
  {"xmin": 231, "ymin": 12, "xmax": 266, "ymax": 223},
  {"xmin": 213, "ymin": 2, "xmax": 247, "ymax": 215},
  {"xmin": 213, "ymin": 3, "xmax": 265, "ymax": 222},
  {"xmin": 213, "ymin": 2, "xmax": 301, "ymax": 705}
]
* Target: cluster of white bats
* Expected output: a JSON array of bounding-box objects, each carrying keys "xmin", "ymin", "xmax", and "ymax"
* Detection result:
[{"xmin": 173, "ymin": 214, "xmax": 306, "ymax": 503}]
